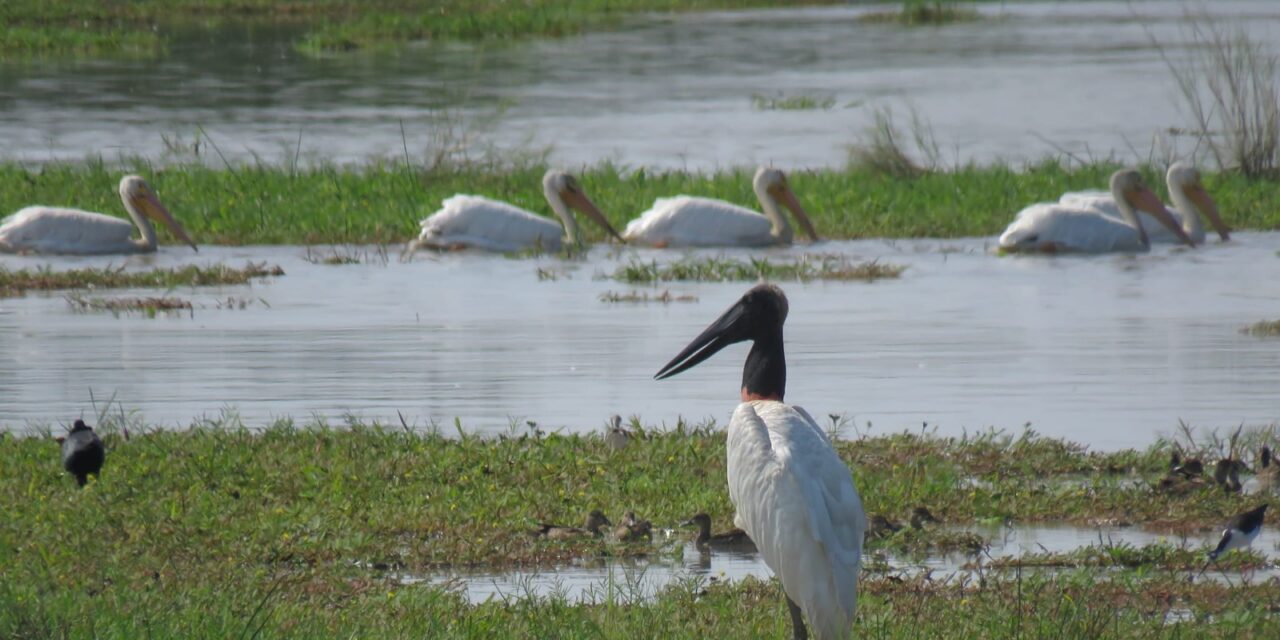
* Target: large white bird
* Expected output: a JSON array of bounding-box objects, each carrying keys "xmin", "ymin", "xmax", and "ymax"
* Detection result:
[
  {"xmin": 1058, "ymin": 162, "xmax": 1230, "ymax": 245},
  {"xmin": 998, "ymin": 168, "xmax": 1196, "ymax": 253},
  {"xmin": 623, "ymin": 167, "xmax": 820, "ymax": 247},
  {"xmin": 0, "ymin": 175, "xmax": 197, "ymax": 255},
  {"xmin": 656, "ymin": 284, "xmax": 866, "ymax": 640},
  {"xmin": 407, "ymin": 170, "xmax": 622, "ymax": 253}
]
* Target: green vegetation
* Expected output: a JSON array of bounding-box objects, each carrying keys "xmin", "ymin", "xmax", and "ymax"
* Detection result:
[
  {"xmin": 857, "ymin": 1, "xmax": 983, "ymax": 26},
  {"xmin": 611, "ymin": 255, "xmax": 906, "ymax": 283},
  {"xmin": 65, "ymin": 294, "xmax": 194, "ymax": 317},
  {"xmin": 1242, "ymin": 319, "xmax": 1280, "ymax": 336},
  {"xmin": 6, "ymin": 159, "xmax": 1278, "ymax": 246},
  {"xmin": 1, "ymin": 417, "xmax": 1277, "ymax": 636},
  {"xmin": 0, "ymin": 263, "xmax": 284, "ymax": 298},
  {"xmin": 1, "ymin": 1, "xmax": 852, "ymax": 59},
  {"xmin": 751, "ymin": 92, "xmax": 837, "ymax": 111},
  {"xmin": 598, "ymin": 289, "xmax": 699, "ymax": 304}
]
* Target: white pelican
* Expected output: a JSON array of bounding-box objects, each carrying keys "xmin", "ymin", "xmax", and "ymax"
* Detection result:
[
  {"xmin": 1059, "ymin": 163, "xmax": 1230, "ymax": 244},
  {"xmin": 656, "ymin": 284, "xmax": 866, "ymax": 640},
  {"xmin": 623, "ymin": 167, "xmax": 820, "ymax": 248},
  {"xmin": 0, "ymin": 175, "xmax": 197, "ymax": 255},
  {"xmin": 998, "ymin": 168, "xmax": 1196, "ymax": 253},
  {"xmin": 408, "ymin": 170, "xmax": 622, "ymax": 252}
]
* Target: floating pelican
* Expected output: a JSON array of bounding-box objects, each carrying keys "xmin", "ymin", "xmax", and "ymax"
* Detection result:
[
  {"xmin": 998, "ymin": 169, "xmax": 1196, "ymax": 253},
  {"xmin": 1059, "ymin": 163, "xmax": 1230, "ymax": 244},
  {"xmin": 656, "ymin": 284, "xmax": 866, "ymax": 640},
  {"xmin": 0, "ymin": 175, "xmax": 197, "ymax": 255},
  {"xmin": 408, "ymin": 170, "xmax": 622, "ymax": 252},
  {"xmin": 623, "ymin": 167, "xmax": 820, "ymax": 247}
]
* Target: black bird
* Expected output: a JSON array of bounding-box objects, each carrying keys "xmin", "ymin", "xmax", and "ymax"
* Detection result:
[
  {"xmin": 681, "ymin": 513, "xmax": 756, "ymax": 551},
  {"xmin": 1213, "ymin": 459, "xmax": 1244, "ymax": 494},
  {"xmin": 60, "ymin": 419, "xmax": 105, "ymax": 487}
]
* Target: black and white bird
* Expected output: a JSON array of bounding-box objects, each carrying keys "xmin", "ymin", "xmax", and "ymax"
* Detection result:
[
  {"xmin": 60, "ymin": 419, "xmax": 105, "ymax": 487},
  {"xmin": 1199, "ymin": 504, "xmax": 1268, "ymax": 578}
]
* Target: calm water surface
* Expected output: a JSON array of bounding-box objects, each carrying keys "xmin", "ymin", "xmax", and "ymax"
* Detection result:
[
  {"xmin": 2, "ymin": 2, "xmax": 1279, "ymax": 169},
  {"xmin": 2, "ymin": 237, "xmax": 1278, "ymax": 447}
]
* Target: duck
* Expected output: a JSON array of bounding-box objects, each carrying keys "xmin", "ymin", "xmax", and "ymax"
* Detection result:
[
  {"xmin": 910, "ymin": 506, "xmax": 941, "ymax": 530},
  {"xmin": 1213, "ymin": 459, "xmax": 1245, "ymax": 494},
  {"xmin": 867, "ymin": 514, "xmax": 903, "ymax": 540},
  {"xmin": 681, "ymin": 513, "xmax": 756, "ymax": 551},
  {"xmin": 530, "ymin": 509, "xmax": 611, "ymax": 540},
  {"xmin": 612, "ymin": 511, "xmax": 654, "ymax": 543}
]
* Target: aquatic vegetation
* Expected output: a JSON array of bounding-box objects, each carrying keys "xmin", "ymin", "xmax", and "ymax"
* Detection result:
[
  {"xmin": 1242, "ymin": 319, "xmax": 1280, "ymax": 336},
  {"xmin": 65, "ymin": 294, "xmax": 194, "ymax": 318},
  {"xmin": 610, "ymin": 254, "xmax": 906, "ymax": 283},
  {"xmin": 0, "ymin": 262, "xmax": 284, "ymax": 297},
  {"xmin": 599, "ymin": 289, "xmax": 699, "ymax": 304},
  {"xmin": 2, "ymin": 160, "xmax": 1279, "ymax": 244},
  {"xmin": 751, "ymin": 92, "xmax": 836, "ymax": 111},
  {"xmin": 857, "ymin": 1, "xmax": 983, "ymax": 26}
]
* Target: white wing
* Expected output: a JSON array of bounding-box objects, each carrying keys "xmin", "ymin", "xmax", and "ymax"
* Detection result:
[
  {"xmin": 998, "ymin": 201, "xmax": 1148, "ymax": 253},
  {"xmin": 727, "ymin": 400, "xmax": 866, "ymax": 640},
  {"xmin": 415, "ymin": 195, "xmax": 564, "ymax": 252},
  {"xmin": 623, "ymin": 196, "xmax": 775, "ymax": 247},
  {"xmin": 1058, "ymin": 191, "xmax": 1199, "ymax": 244},
  {"xmin": 0, "ymin": 206, "xmax": 138, "ymax": 255}
]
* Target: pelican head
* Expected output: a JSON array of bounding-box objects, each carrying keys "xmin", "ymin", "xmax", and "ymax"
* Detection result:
[
  {"xmin": 119, "ymin": 175, "xmax": 197, "ymax": 252},
  {"xmin": 655, "ymin": 283, "xmax": 789, "ymax": 400},
  {"xmin": 1167, "ymin": 162, "xmax": 1230, "ymax": 241},
  {"xmin": 1110, "ymin": 169, "xmax": 1195, "ymax": 249},
  {"xmin": 542, "ymin": 170, "xmax": 623, "ymax": 246},
  {"xmin": 753, "ymin": 167, "xmax": 820, "ymax": 243}
]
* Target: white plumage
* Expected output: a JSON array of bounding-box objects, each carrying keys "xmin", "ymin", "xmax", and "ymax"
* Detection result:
[
  {"xmin": 728, "ymin": 401, "xmax": 866, "ymax": 640},
  {"xmin": 998, "ymin": 168, "xmax": 1195, "ymax": 253},
  {"xmin": 0, "ymin": 176, "xmax": 196, "ymax": 255},
  {"xmin": 1057, "ymin": 163, "xmax": 1230, "ymax": 245},
  {"xmin": 409, "ymin": 170, "xmax": 620, "ymax": 253},
  {"xmin": 623, "ymin": 167, "xmax": 819, "ymax": 247}
]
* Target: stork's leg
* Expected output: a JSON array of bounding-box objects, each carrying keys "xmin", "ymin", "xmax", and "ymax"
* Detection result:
[{"xmin": 786, "ymin": 595, "xmax": 808, "ymax": 640}]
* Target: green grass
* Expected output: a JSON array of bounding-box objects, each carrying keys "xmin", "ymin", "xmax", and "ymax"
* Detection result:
[
  {"xmin": 64, "ymin": 294, "xmax": 194, "ymax": 317},
  {"xmin": 857, "ymin": 1, "xmax": 983, "ymax": 26},
  {"xmin": 0, "ymin": 263, "xmax": 284, "ymax": 298},
  {"xmin": 1241, "ymin": 319, "xmax": 1280, "ymax": 336},
  {"xmin": 1, "ymin": 1, "xmax": 853, "ymax": 59},
  {"xmin": 751, "ymin": 92, "xmax": 837, "ymax": 111},
  {"xmin": 2, "ymin": 417, "xmax": 1278, "ymax": 636},
  {"xmin": 610, "ymin": 255, "xmax": 906, "ymax": 283},
  {"xmin": 7, "ymin": 159, "xmax": 1278, "ymax": 246}
]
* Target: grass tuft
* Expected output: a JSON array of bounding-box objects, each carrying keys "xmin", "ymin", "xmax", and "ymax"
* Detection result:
[
  {"xmin": 857, "ymin": 1, "xmax": 981, "ymax": 26},
  {"xmin": 598, "ymin": 289, "xmax": 699, "ymax": 304},
  {"xmin": 1241, "ymin": 319, "xmax": 1280, "ymax": 336},
  {"xmin": 751, "ymin": 92, "xmax": 836, "ymax": 111},
  {"xmin": 0, "ymin": 262, "xmax": 284, "ymax": 298},
  {"xmin": 65, "ymin": 294, "xmax": 193, "ymax": 318}
]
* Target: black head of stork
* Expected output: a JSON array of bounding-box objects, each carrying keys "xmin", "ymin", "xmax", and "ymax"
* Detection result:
[{"xmin": 654, "ymin": 284, "xmax": 790, "ymax": 402}]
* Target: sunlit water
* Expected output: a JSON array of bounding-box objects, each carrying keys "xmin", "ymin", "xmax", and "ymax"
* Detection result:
[
  {"xmin": 3, "ymin": 2, "xmax": 1279, "ymax": 169},
  {"xmin": 2, "ymin": 236, "xmax": 1279, "ymax": 448},
  {"xmin": 419, "ymin": 522, "xmax": 1280, "ymax": 604}
]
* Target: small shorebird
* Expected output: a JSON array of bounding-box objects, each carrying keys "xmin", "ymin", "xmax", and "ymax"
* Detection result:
[{"xmin": 1198, "ymin": 504, "xmax": 1268, "ymax": 578}]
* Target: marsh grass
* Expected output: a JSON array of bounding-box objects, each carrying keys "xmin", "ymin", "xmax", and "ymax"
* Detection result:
[
  {"xmin": 0, "ymin": 262, "xmax": 284, "ymax": 298},
  {"xmin": 848, "ymin": 105, "xmax": 943, "ymax": 177},
  {"xmin": 303, "ymin": 244, "xmax": 391, "ymax": 266},
  {"xmin": 857, "ymin": 1, "xmax": 982, "ymax": 26},
  {"xmin": 2, "ymin": 417, "xmax": 1278, "ymax": 636},
  {"xmin": 65, "ymin": 294, "xmax": 194, "ymax": 318},
  {"xmin": 751, "ymin": 92, "xmax": 836, "ymax": 111},
  {"xmin": 1241, "ymin": 319, "xmax": 1280, "ymax": 336},
  {"xmin": 599, "ymin": 289, "xmax": 699, "ymax": 304},
  {"xmin": 611, "ymin": 254, "xmax": 906, "ymax": 283},
  {"xmin": 4, "ymin": 160, "xmax": 1280, "ymax": 244}
]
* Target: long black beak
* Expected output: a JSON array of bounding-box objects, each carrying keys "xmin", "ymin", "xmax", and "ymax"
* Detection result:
[{"xmin": 654, "ymin": 298, "xmax": 749, "ymax": 380}]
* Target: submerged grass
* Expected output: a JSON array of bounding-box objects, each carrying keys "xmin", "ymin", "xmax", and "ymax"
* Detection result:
[
  {"xmin": 857, "ymin": 1, "xmax": 983, "ymax": 26},
  {"xmin": 65, "ymin": 294, "xmax": 194, "ymax": 318},
  {"xmin": 611, "ymin": 255, "xmax": 906, "ymax": 283},
  {"xmin": 1, "ymin": 417, "xmax": 1278, "ymax": 636},
  {"xmin": 3, "ymin": 160, "xmax": 1280, "ymax": 245},
  {"xmin": 599, "ymin": 289, "xmax": 699, "ymax": 304},
  {"xmin": 1241, "ymin": 319, "xmax": 1280, "ymax": 336},
  {"xmin": 0, "ymin": 262, "xmax": 284, "ymax": 298},
  {"xmin": 751, "ymin": 92, "xmax": 836, "ymax": 111}
]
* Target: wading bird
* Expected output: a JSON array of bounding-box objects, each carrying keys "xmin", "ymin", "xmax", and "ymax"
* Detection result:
[
  {"xmin": 0, "ymin": 175, "xmax": 197, "ymax": 255},
  {"xmin": 1198, "ymin": 504, "xmax": 1268, "ymax": 578},
  {"xmin": 998, "ymin": 169, "xmax": 1196, "ymax": 253},
  {"xmin": 1058, "ymin": 163, "xmax": 1230, "ymax": 245},
  {"xmin": 655, "ymin": 284, "xmax": 866, "ymax": 640},
  {"xmin": 59, "ymin": 419, "xmax": 105, "ymax": 487},
  {"xmin": 407, "ymin": 170, "xmax": 622, "ymax": 253},
  {"xmin": 681, "ymin": 513, "xmax": 756, "ymax": 552},
  {"xmin": 623, "ymin": 167, "xmax": 820, "ymax": 248}
]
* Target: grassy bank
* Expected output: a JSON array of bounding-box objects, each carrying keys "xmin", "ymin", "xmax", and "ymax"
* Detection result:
[
  {"xmin": 2, "ymin": 0, "xmax": 851, "ymax": 58},
  {"xmin": 2, "ymin": 417, "xmax": 1277, "ymax": 635},
  {"xmin": 3, "ymin": 160, "xmax": 1279, "ymax": 246}
]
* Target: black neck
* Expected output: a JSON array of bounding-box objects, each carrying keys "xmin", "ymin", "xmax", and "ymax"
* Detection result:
[{"xmin": 742, "ymin": 330, "xmax": 786, "ymax": 400}]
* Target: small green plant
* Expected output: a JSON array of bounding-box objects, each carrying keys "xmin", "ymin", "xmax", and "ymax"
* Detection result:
[{"xmin": 751, "ymin": 92, "xmax": 836, "ymax": 111}]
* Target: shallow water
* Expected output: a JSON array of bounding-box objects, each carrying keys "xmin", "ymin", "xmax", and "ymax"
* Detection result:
[
  {"xmin": 2, "ymin": 236, "xmax": 1279, "ymax": 447},
  {"xmin": 421, "ymin": 522, "xmax": 1280, "ymax": 604},
  {"xmin": 3, "ymin": 2, "xmax": 1279, "ymax": 169}
]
